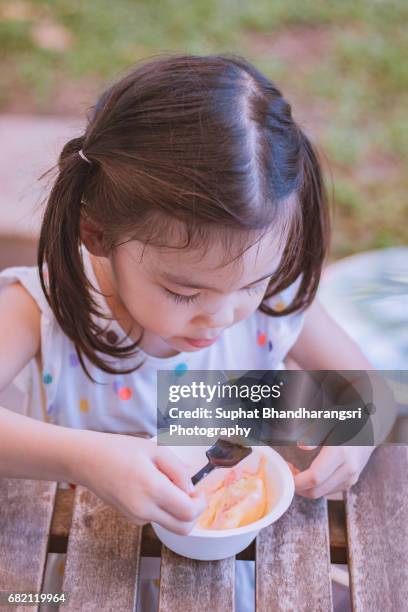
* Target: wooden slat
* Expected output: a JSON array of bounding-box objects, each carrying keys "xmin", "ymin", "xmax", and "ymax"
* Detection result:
[
  {"xmin": 159, "ymin": 546, "xmax": 235, "ymax": 611},
  {"xmin": 256, "ymin": 494, "xmax": 333, "ymax": 611},
  {"xmin": 47, "ymin": 487, "xmax": 257, "ymax": 559},
  {"xmin": 345, "ymin": 446, "xmax": 408, "ymax": 611},
  {"xmin": 0, "ymin": 479, "xmax": 57, "ymax": 611},
  {"xmin": 328, "ymin": 499, "xmax": 347, "ymax": 563},
  {"xmin": 62, "ymin": 486, "xmax": 142, "ymax": 611},
  {"xmin": 49, "ymin": 488, "xmax": 75, "ymax": 553},
  {"xmin": 49, "ymin": 487, "xmax": 346, "ymax": 561},
  {"xmin": 328, "ymin": 500, "xmax": 346, "ymax": 549}
]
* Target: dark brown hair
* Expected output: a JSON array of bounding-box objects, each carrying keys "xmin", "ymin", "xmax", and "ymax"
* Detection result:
[{"xmin": 38, "ymin": 53, "xmax": 330, "ymax": 378}]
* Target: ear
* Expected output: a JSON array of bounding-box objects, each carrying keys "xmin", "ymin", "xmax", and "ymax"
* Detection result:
[{"xmin": 79, "ymin": 211, "xmax": 108, "ymax": 257}]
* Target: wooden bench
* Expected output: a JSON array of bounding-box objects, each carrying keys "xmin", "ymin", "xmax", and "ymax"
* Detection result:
[{"xmin": 1, "ymin": 445, "xmax": 407, "ymax": 611}]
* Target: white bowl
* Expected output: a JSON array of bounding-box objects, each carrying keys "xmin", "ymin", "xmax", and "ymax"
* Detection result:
[{"xmin": 151, "ymin": 439, "xmax": 294, "ymax": 560}]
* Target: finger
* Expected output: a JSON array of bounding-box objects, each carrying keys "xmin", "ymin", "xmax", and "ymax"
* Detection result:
[
  {"xmin": 294, "ymin": 446, "xmax": 343, "ymax": 492},
  {"xmin": 286, "ymin": 462, "xmax": 300, "ymax": 477},
  {"xmin": 298, "ymin": 469, "xmax": 350, "ymax": 499},
  {"xmin": 297, "ymin": 444, "xmax": 318, "ymax": 450},
  {"xmin": 150, "ymin": 505, "xmax": 197, "ymax": 536},
  {"xmin": 153, "ymin": 470, "xmax": 207, "ymax": 522},
  {"xmin": 154, "ymin": 447, "xmax": 194, "ymax": 494}
]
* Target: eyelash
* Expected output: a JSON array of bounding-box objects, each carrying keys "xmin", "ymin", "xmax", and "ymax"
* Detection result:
[
  {"xmin": 164, "ymin": 289, "xmax": 200, "ymax": 304},
  {"xmin": 163, "ymin": 283, "xmax": 267, "ymax": 305}
]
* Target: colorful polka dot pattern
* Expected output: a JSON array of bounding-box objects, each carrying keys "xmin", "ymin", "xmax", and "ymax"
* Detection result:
[
  {"xmin": 257, "ymin": 331, "xmax": 274, "ymax": 352},
  {"xmin": 175, "ymin": 362, "xmax": 188, "ymax": 376},
  {"xmin": 112, "ymin": 381, "xmax": 133, "ymax": 400},
  {"xmin": 256, "ymin": 298, "xmax": 286, "ymax": 353},
  {"xmin": 118, "ymin": 387, "xmax": 133, "ymax": 401},
  {"xmin": 274, "ymin": 299, "xmax": 286, "ymax": 312},
  {"xmin": 257, "ymin": 332, "xmax": 267, "ymax": 346},
  {"xmin": 42, "ymin": 296, "xmax": 287, "ymax": 425},
  {"xmin": 79, "ymin": 398, "xmax": 89, "ymax": 413}
]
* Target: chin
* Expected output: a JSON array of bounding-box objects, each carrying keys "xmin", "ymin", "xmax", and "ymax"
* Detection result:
[{"xmin": 166, "ymin": 337, "xmax": 200, "ymax": 352}]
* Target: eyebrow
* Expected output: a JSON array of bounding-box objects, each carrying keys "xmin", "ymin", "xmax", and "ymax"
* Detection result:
[{"xmin": 159, "ymin": 271, "xmax": 274, "ymax": 292}]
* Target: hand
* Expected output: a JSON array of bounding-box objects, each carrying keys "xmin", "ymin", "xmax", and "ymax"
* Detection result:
[
  {"xmin": 290, "ymin": 445, "xmax": 375, "ymax": 499},
  {"xmin": 75, "ymin": 432, "xmax": 207, "ymax": 534}
]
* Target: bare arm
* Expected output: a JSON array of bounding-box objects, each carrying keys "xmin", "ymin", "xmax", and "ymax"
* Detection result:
[
  {"xmin": 286, "ymin": 299, "xmax": 397, "ymax": 498},
  {"xmin": 0, "ymin": 404, "xmax": 91, "ymax": 482},
  {"xmin": 0, "ymin": 282, "xmax": 41, "ymax": 391},
  {"xmin": 0, "ymin": 282, "xmax": 87, "ymax": 482}
]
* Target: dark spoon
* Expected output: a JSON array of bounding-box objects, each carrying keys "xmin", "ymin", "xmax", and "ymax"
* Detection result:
[{"xmin": 191, "ymin": 438, "xmax": 252, "ymax": 486}]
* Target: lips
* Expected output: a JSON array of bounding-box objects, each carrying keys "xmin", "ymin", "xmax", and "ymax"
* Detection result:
[{"xmin": 184, "ymin": 336, "xmax": 220, "ymax": 348}]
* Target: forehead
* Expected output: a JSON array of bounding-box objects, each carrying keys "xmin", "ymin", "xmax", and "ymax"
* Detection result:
[{"xmin": 119, "ymin": 221, "xmax": 285, "ymax": 288}]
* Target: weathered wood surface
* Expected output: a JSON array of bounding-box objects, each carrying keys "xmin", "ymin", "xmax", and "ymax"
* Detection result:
[
  {"xmin": 159, "ymin": 546, "xmax": 235, "ymax": 611},
  {"xmin": 0, "ymin": 478, "xmax": 57, "ymax": 612},
  {"xmin": 256, "ymin": 494, "xmax": 333, "ymax": 611},
  {"xmin": 345, "ymin": 445, "xmax": 408, "ymax": 611},
  {"xmin": 1, "ymin": 476, "xmax": 351, "ymax": 612},
  {"xmin": 62, "ymin": 486, "xmax": 142, "ymax": 611},
  {"xmin": 49, "ymin": 486, "xmax": 347, "ymax": 559}
]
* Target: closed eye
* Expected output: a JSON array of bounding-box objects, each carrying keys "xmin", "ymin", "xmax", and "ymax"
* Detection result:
[
  {"xmin": 163, "ymin": 288, "xmax": 200, "ymax": 304},
  {"xmin": 163, "ymin": 280, "xmax": 268, "ymax": 305}
]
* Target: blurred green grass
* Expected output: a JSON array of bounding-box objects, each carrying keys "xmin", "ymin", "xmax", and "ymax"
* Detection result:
[{"xmin": 0, "ymin": 0, "xmax": 407, "ymax": 259}]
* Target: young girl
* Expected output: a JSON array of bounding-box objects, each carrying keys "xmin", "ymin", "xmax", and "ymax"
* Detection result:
[{"xmin": 0, "ymin": 54, "xmax": 389, "ymax": 610}]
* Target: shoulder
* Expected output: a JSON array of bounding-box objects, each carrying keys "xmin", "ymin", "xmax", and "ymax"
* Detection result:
[
  {"xmin": 0, "ymin": 277, "xmax": 42, "ymax": 388},
  {"xmin": 0, "ymin": 265, "xmax": 51, "ymax": 315},
  {"xmin": 0, "ymin": 265, "xmax": 53, "ymax": 362},
  {"xmin": 0, "ymin": 267, "xmax": 42, "ymax": 333},
  {"xmin": 0, "ymin": 280, "xmax": 41, "ymax": 321}
]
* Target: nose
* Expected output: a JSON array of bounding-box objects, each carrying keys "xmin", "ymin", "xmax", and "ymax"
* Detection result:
[{"xmin": 194, "ymin": 302, "xmax": 235, "ymax": 331}]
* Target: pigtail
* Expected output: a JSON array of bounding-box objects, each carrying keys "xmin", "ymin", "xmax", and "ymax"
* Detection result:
[
  {"xmin": 38, "ymin": 137, "xmax": 144, "ymax": 381},
  {"xmin": 260, "ymin": 128, "xmax": 331, "ymax": 317}
]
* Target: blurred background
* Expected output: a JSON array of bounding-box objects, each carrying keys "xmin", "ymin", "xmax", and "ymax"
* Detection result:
[{"xmin": 0, "ymin": 0, "xmax": 407, "ymax": 256}]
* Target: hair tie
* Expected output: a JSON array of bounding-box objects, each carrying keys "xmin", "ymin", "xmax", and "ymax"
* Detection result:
[{"xmin": 78, "ymin": 149, "xmax": 91, "ymax": 164}]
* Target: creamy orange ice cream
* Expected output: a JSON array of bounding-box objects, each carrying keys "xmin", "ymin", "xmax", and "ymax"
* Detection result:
[{"xmin": 197, "ymin": 456, "xmax": 267, "ymax": 529}]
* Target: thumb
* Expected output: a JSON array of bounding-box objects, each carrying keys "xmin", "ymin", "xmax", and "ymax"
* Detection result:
[
  {"xmin": 189, "ymin": 488, "xmax": 208, "ymax": 514},
  {"xmin": 154, "ymin": 447, "xmax": 194, "ymax": 495},
  {"xmin": 297, "ymin": 443, "xmax": 319, "ymax": 450}
]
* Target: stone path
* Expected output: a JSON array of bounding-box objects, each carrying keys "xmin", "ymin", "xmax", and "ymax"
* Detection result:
[{"xmin": 0, "ymin": 114, "xmax": 84, "ymax": 237}]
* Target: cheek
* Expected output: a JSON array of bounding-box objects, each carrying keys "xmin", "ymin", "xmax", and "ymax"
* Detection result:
[
  {"xmin": 125, "ymin": 288, "xmax": 188, "ymax": 332},
  {"xmin": 234, "ymin": 293, "xmax": 266, "ymax": 323},
  {"xmin": 151, "ymin": 302, "xmax": 187, "ymax": 332}
]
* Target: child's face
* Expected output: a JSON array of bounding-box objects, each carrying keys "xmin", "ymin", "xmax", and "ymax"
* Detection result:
[{"xmin": 109, "ymin": 228, "xmax": 281, "ymax": 354}]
